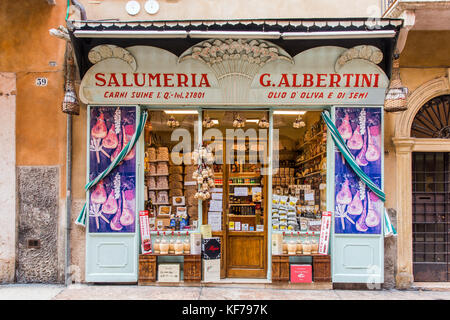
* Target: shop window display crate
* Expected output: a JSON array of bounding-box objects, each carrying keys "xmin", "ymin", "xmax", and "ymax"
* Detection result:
[
  {"xmin": 271, "ymin": 254, "xmax": 331, "ymax": 283},
  {"xmin": 138, "ymin": 253, "xmax": 201, "ymax": 285}
]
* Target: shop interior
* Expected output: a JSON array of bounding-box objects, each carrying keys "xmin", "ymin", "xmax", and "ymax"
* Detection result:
[{"xmin": 142, "ymin": 108, "xmax": 327, "ymax": 279}]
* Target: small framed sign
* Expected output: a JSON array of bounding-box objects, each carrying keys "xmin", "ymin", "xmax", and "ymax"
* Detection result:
[
  {"xmin": 158, "ymin": 264, "xmax": 180, "ymax": 282},
  {"xmin": 202, "ymin": 237, "xmax": 221, "ymax": 260}
]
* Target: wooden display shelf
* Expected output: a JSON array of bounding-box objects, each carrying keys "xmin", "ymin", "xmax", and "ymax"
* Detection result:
[
  {"xmin": 271, "ymin": 254, "xmax": 331, "ymax": 283},
  {"xmin": 296, "ymin": 131, "xmax": 325, "ymax": 149},
  {"xmin": 296, "ymin": 170, "xmax": 326, "ymax": 179},
  {"xmin": 228, "ymin": 214, "xmax": 256, "ymax": 217},
  {"xmin": 138, "ymin": 253, "xmax": 201, "ymax": 285},
  {"xmin": 229, "ymin": 183, "xmax": 261, "ymax": 186},
  {"xmin": 229, "ymin": 203, "xmax": 256, "ymax": 206},
  {"xmin": 296, "ymin": 151, "xmax": 326, "ymax": 165}
]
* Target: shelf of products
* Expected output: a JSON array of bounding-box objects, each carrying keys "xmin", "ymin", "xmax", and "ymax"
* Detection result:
[{"xmin": 144, "ymin": 144, "xmax": 198, "ymax": 232}]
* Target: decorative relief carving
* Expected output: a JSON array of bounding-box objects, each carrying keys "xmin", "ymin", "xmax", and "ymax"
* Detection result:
[
  {"xmin": 335, "ymin": 45, "xmax": 383, "ymax": 72},
  {"xmin": 179, "ymin": 38, "xmax": 294, "ymax": 102},
  {"xmin": 88, "ymin": 45, "xmax": 137, "ymax": 71}
]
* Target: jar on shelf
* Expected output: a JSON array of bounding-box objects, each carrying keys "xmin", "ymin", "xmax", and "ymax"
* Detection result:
[
  {"xmin": 183, "ymin": 236, "xmax": 190, "ymax": 254},
  {"xmin": 153, "ymin": 232, "xmax": 161, "ymax": 254},
  {"xmin": 282, "ymin": 237, "xmax": 288, "ymax": 254},
  {"xmin": 311, "ymin": 238, "xmax": 319, "ymax": 254},
  {"xmin": 160, "ymin": 235, "xmax": 169, "ymax": 255},
  {"xmin": 296, "ymin": 233, "xmax": 303, "ymax": 254},
  {"xmin": 288, "ymin": 238, "xmax": 297, "ymax": 255},
  {"xmin": 302, "ymin": 238, "xmax": 312, "ymax": 255},
  {"xmin": 169, "ymin": 234, "xmax": 175, "ymax": 254},
  {"xmin": 175, "ymin": 234, "xmax": 184, "ymax": 255}
]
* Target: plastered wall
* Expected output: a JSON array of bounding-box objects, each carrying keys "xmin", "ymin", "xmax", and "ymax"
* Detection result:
[
  {"xmin": 0, "ymin": 1, "xmax": 68, "ymax": 283},
  {"xmin": 70, "ymin": 0, "xmax": 382, "ymax": 21}
]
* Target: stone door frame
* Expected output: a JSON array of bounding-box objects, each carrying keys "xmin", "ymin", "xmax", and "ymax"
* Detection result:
[{"xmin": 393, "ymin": 73, "xmax": 450, "ymax": 288}]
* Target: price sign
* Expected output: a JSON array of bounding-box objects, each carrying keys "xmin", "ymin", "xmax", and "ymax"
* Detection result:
[{"xmin": 318, "ymin": 211, "xmax": 332, "ymax": 255}]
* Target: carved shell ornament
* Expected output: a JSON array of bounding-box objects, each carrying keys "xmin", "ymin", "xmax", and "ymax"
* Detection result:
[
  {"xmin": 179, "ymin": 39, "xmax": 293, "ymax": 79},
  {"xmin": 334, "ymin": 45, "xmax": 383, "ymax": 72},
  {"xmin": 179, "ymin": 39, "xmax": 294, "ymax": 102},
  {"xmin": 88, "ymin": 45, "xmax": 137, "ymax": 71}
]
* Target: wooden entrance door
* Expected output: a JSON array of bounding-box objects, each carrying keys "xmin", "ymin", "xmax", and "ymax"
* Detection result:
[
  {"xmin": 412, "ymin": 152, "xmax": 450, "ymax": 281},
  {"xmin": 202, "ymin": 110, "xmax": 268, "ymax": 279}
]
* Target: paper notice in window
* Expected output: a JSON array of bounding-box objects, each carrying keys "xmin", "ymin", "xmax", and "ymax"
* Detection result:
[
  {"xmin": 234, "ymin": 187, "xmax": 248, "ymax": 196},
  {"xmin": 208, "ymin": 212, "xmax": 222, "ymax": 231},
  {"xmin": 305, "ymin": 190, "xmax": 315, "ymax": 201},
  {"xmin": 212, "ymin": 192, "xmax": 223, "ymax": 200},
  {"xmin": 251, "ymin": 187, "xmax": 262, "ymax": 195},
  {"xmin": 209, "ymin": 200, "xmax": 222, "ymax": 212}
]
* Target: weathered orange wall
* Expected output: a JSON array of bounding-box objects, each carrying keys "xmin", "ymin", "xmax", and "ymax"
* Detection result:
[{"xmin": 0, "ymin": 0, "xmax": 68, "ymax": 198}]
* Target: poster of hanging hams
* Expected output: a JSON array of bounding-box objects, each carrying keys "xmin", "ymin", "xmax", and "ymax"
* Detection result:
[
  {"xmin": 334, "ymin": 107, "xmax": 382, "ymax": 234},
  {"xmin": 88, "ymin": 106, "xmax": 137, "ymax": 233}
]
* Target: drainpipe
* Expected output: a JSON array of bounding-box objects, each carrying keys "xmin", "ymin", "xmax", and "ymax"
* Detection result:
[
  {"xmin": 65, "ymin": 114, "xmax": 72, "ymax": 286},
  {"xmin": 71, "ymin": 0, "xmax": 87, "ymax": 20}
]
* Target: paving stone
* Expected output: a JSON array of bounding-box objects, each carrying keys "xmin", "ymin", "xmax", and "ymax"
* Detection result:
[{"xmin": 0, "ymin": 284, "xmax": 449, "ymax": 300}]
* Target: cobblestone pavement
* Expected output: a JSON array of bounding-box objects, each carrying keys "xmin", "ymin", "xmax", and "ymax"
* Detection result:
[{"xmin": 0, "ymin": 284, "xmax": 449, "ymax": 300}]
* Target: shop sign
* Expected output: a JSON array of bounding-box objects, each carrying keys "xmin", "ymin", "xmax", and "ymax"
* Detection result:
[{"xmin": 80, "ymin": 44, "xmax": 389, "ymax": 106}]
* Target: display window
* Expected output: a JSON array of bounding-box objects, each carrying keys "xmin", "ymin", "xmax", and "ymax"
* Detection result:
[
  {"xmin": 143, "ymin": 109, "xmax": 199, "ymax": 233},
  {"xmin": 271, "ymin": 110, "xmax": 327, "ymax": 255}
]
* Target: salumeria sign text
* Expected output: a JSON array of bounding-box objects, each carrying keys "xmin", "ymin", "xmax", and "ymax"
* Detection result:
[{"xmin": 92, "ymin": 72, "xmax": 382, "ymax": 101}]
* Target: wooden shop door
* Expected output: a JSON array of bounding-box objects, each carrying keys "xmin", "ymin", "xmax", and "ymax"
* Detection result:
[{"xmin": 202, "ymin": 110, "xmax": 268, "ymax": 279}]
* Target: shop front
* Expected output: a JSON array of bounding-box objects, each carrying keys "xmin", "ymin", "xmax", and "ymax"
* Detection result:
[{"xmin": 70, "ymin": 19, "xmax": 400, "ymax": 285}]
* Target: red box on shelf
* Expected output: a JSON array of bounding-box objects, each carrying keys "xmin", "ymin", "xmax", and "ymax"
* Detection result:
[{"xmin": 290, "ymin": 264, "xmax": 312, "ymax": 283}]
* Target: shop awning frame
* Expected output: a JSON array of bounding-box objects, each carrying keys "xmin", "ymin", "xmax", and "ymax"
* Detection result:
[{"xmin": 68, "ymin": 18, "xmax": 402, "ymax": 79}]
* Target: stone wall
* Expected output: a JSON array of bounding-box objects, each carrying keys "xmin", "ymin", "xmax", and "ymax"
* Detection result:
[
  {"xmin": 383, "ymin": 208, "xmax": 397, "ymax": 289},
  {"xmin": 16, "ymin": 166, "xmax": 60, "ymax": 283}
]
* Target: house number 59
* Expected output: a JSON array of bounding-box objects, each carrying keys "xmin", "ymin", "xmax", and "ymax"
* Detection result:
[{"xmin": 35, "ymin": 78, "xmax": 48, "ymax": 86}]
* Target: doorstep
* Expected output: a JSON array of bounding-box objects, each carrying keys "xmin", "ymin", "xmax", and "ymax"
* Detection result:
[
  {"xmin": 412, "ymin": 282, "xmax": 450, "ymax": 292},
  {"xmin": 139, "ymin": 278, "xmax": 333, "ymax": 290}
]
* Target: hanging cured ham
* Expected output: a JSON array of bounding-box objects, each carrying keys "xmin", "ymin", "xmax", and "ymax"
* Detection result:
[
  {"xmin": 336, "ymin": 179, "xmax": 352, "ymax": 205},
  {"xmin": 102, "ymin": 190, "xmax": 118, "ymax": 214},
  {"xmin": 347, "ymin": 191, "xmax": 363, "ymax": 216},
  {"xmin": 102, "ymin": 124, "xmax": 119, "ymax": 149},
  {"xmin": 365, "ymin": 191, "xmax": 381, "ymax": 227},
  {"xmin": 91, "ymin": 112, "xmax": 108, "ymax": 139},
  {"xmin": 347, "ymin": 125, "xmax": 363, "ymax": 150},
  {"xmin": 365, "ymin": 125, "xmax": 381, "ymax": 162},
  {"xmin": 120, "ymin": 190, "xmax": 135, "ymax": 226},
  {"xmin": 123, "ymin": 125, "xmax": 136, "ymax": 161},
  {"xmin": 91, "ymin": 180, "xmax": 107, "ymax": 204},
  {"xmin": 356, "ymin": 195, "xmax": 369, "ymax": 232},
  {"xmin": 356, "ymin": 134, "xmax": 369, "ymax": 167},
  {"xmin": 110, "ymin": 131, "xmax": 122, "ymax": 163},
  {"xmin": 110, "ymin": 210, "xmax": 123, "ymax": 231},
  {"xmin": 338, "ymin": 114, "xmax": 353, "ymax": 141}
]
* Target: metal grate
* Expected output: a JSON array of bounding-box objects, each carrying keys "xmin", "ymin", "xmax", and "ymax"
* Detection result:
[
  {"xmin": 411, "ymin": 95, "xmax": 450, "ymax": 139},
  {"xmin": 412, "ymin": 152, "xmax": 450, "ymax": 281}
]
